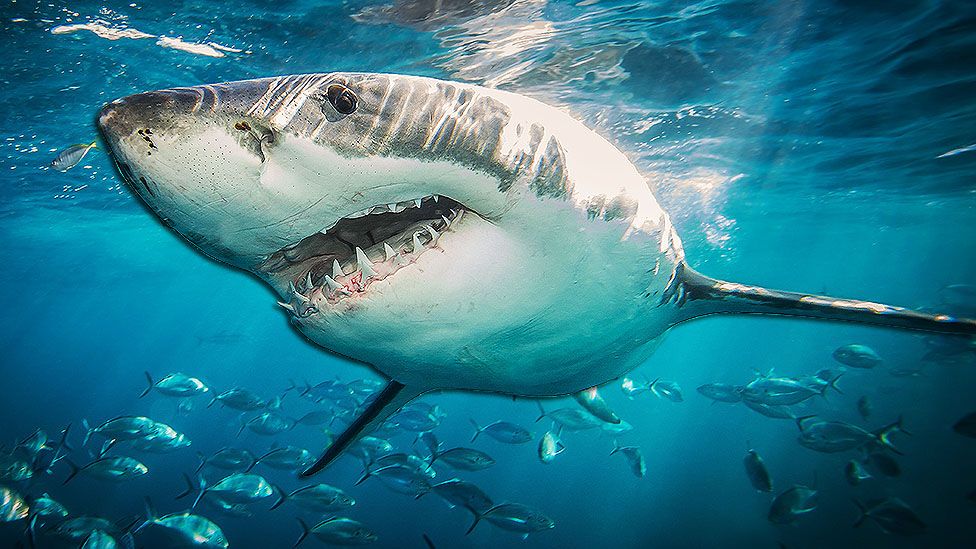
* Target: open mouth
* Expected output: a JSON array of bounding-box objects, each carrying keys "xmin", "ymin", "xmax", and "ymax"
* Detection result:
[{"xmin": 260, "ymin": 195, "xmax": 467, "ymax": 317}]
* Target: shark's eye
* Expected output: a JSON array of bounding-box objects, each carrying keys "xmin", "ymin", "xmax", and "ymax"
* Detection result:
[{"xmin": 327, "ymin": 84, "xmax": 358, "ymax": 115}]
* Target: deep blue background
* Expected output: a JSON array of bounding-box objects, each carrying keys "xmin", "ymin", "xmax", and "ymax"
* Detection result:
[{"xmin": 1, "ymin": 0, "xmax": 975, "ymax": 547}]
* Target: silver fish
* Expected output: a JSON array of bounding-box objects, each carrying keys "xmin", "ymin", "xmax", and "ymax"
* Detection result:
[
  {"xmin": 51, "ymin": 141, "xmax": 97, "ymax": 171},
  {"xmin": 768, "ymin": 485, "xmax": 818, "ymax": 524},
  {"xmin": 469, "ymin": 420, "xmax": 533, "ymax": 444},
  {"xmin": 467, "ymin": 503, "xmax": 555, "ymax": 537},
  {"xmin": 538, "ymin": 428, "xmax": 565, "ymax": 464},
  {"xmin": 743, "ymin": 449, "xmax": 772, "ymax": 492},
  {"xmin": 271, "ymin": 483, "xmax": 355, "ymax": 512},
  {"xmin": 650, "ymin": 379, "xmax": 684, "ymax": 402},
  {"xmin": 0, "ymin": 485, "xmax": 29, "ymax": 522},
  {"xmin": 833, "ymin": 344, "xmax": 882, "ymax": 369},
  {"xmin": 296, "ymin": 517, "xmax": 377, "ymax": 546},
  {"xmin": 853, "ymin": 497, "xmax": 926, "ymax": 536},
  {"xmin": 611, "ymin": 441, "xmax": 646, "ymax": 478}
]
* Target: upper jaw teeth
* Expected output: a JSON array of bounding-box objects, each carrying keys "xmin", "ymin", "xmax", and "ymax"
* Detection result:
[
  {"xmin": 280, "ymin": 206, "xmax": 463, "ymax": 318},
  {"xmin": 341, "ymin": 194, "xmax": 442, "ymax": 220}
]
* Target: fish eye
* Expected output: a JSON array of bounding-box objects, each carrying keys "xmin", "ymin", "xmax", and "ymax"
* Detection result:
[{"xmin": 326, "ymin": 84, "xmax": 358, "ymax": 115}]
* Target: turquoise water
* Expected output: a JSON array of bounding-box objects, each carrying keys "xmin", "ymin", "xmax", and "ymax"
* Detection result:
[{"xmin": 2, "ymin": 1, "xmax": 976, "ymax": 547}]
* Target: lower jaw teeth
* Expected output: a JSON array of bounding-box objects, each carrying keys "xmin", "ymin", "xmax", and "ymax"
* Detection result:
[{"xmin": 278, "ymin": 209, "xmax": 463, "ymax": 317}]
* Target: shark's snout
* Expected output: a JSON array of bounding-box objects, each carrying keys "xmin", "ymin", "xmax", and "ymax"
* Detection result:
[{"xmin": 97, "ymin": 88, "xmax": 203, "ymax": 144}]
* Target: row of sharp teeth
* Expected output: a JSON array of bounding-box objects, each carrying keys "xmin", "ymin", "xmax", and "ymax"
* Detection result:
[
  {"xmin": 340, "ymin": 194, "xmax": 441, "ymax": 221},
  {"xmin": 278, "ymin": 208, "xmax": 463, "ymax": 318}
]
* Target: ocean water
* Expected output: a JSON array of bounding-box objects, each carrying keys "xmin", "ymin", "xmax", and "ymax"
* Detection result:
[{"xmin": 2, "ymin": 0, "xmax": 976, "ymax": 547}]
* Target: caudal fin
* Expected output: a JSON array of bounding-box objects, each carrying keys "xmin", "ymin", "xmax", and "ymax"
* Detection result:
[
  {"xmin": 465, "ymin": 512, "xmax": 482, "ymax": 536},
  {"xmin": 469, "ymin": 419, "xmax": 483, "ymax": 443},
  {"xmin": 874, "ymin": 416, "xmax": 909, "ymax": 454},
  {"xmin": 669, "ymin": 263, "xmax": 976, "ymax": 336},
  {"xmin": 140, "ymin": 372, "xmax": 154, "ymax": 398},
  {"xmin": 300, "ymin": 381, "xmax": 423, "ymax": 478},
  {"xmin": 294, "ymin": 518, "xmax": 311, "ymax": 548},
  {"xmin": 852, "ymin": 499, "xmax": 869, "ymax": 528},
  {"xmin": 62, "ymin": 459, "xmax": 80, "ymax": 485}
]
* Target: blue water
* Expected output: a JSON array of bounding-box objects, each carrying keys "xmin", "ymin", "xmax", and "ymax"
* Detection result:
[{"xmin": 2, "ymin": 0, "xmax": 976, "ymax": 547}]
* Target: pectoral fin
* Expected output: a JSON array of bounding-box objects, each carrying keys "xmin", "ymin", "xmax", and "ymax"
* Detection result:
[{"xmin": 300, "ymin": 380, "xmax": 423, "ymax": 477}]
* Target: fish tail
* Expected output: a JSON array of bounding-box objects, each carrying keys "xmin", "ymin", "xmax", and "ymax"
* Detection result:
[
  {"xmin": 649, "ymin": 378, "xmax": 661, "ymax": 398},
  {"xmin": 794, "ymin": 415, "xmax": 817, "ymax": 431},
  {"xmin": 62, "ymin": 459, "xmax": 80, "ymax": 485},
  {"xmin": 294, "ymin": 518, "xmax": 311, "ymax": 548},
  {"xmin": 193, "ymin": 452, "xmax": 207, "ymax": 475},
  {"xmin": 52, "ymin": 423, "xmax": 72, "ymax": 458},
  {"xmin": 851, "ymin": 499, "xmax": 868, "ymax": 527},
  {"xmin": 246, "ymin": 451, "xmax": 268, "ymax": 473},
  {"xmin": 98, "ymin": 439, "xmax": 116, "ymax": 459},
  {"xmin": 610, "ymin": 439, "xmax": 620, "ymax": 456},
  {"xmin": 355, "ymin": 468, "xmax": 373, "ymax": 486},
  {"xmin": 140, "ymin": 372, "xmax": 154, "ymax": 398},
  {"xmin": 875, "ymin": 415, "xmax": 908, "ymax": 454},
  {"xmin": 140, "ymin": 496, "xmax": 155, "ymax": 531},
  {"xmin": 81, "ymin": 418, "xmax": 92, "ymax": 447},
  {"xmin": 827, "ymin": 373, "xmax": 845, "ymax": 396},
  {"xmin": 469, "ymin": 419, "xmax": 482, "ymax": 442},
  {"xmin": 422, "ymin": 533, "xmax": 436, "ymax": 549},
  {"xmin": 464, "ymin": 512, "xmax": 482, "ymax": 536},
  {"xmin": 25, "ymin": 514, "xmax": 37, "ymax": 549},
  {"xmin": 206, "ymin": 395, "xmax": 218, "ymax": 408},
  {"xmin": 190, "ymin": 481, "xmax": 207, "ymax": 510},
  {"xmin": 671, "ymin": 263, "xmax": 976, "ymax": 336},
  {"xmin": 535, "ymin": 401, "xmax": 546, "ymax": 422},
  {"xmin": 270, "ymin": 489, "xmax": 288, "ymax": 510},
  {"xmin": 175, "ymin": 472, "xmax": 197, "ymax": 500}
]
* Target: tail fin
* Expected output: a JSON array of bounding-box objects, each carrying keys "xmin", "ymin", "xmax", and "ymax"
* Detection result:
[
  {"xmin": 294, "ymin": 518, "xmax": 310, "ymax": 547},
  {"xmin": 852, "ymin": 499, "xmax": 868, "ymax": 527},
  {"xmin": 140, "ymin": 372, "xmax": 154, "ymax": 398},
  {"xmin": 465, "ymin": 511, "xmax": 483, "ymax": 536},
  {"xmin": 825, "ymin": 373, "xmax": 845, "ymax": 396},
  {"xmin": 207, "ymin": 396, "xmax": 218, "ymax": 408},
  {"xmin": 62, "ymin": 459, "xmax": 80, "ymax": 485},
  {"xmin": 535, "ymin": 401, "xmax": 546, "ymax": 423},
  {"xmin": 874, "ymin": 416, "xmax": 908, "ymax": 454},
  {"xmin": 135, "ymin": 496, "xmax": 155, "ymax": 534},
  {"xmin": 794, "ymin": 415, "xmax": 817, "ymax": 431},
  {"xmin": 175, "ymin": 472, "xmax": 197, "ymax": 500},
  {"xmin": 355, "ymin": 469, "xmax": 373, "ymax": 486},
  {"xmin": 81, "ymin": 419, "xmax": 92, "ymax": 447},
  {"xmin": 469, "ymin": 419, "xmax": 483, "ymax": 443},
  {"xmin": 98, "ymin": 439, "xmax": 115, "ymax": 459},
  {"xmin": 247, "ymin": 449, "xmax": 272, "ymax": 473},
  {"xmin": 270, "ymin": 488, "xmax": 289, "ymax": 510},
  {"xmin": 190, "ymin": 475, "xmax": 208, "ymax": 510},
  {"xmin": 194, "ymin": 452, "xmax": 207, "ymax": 475},
  {"xmin": 649, "ymin": 378, "xmax": 661, "ymax": 399},
  {"xmin": 26, "ymin": 514, "xmax": 37, "ymax": 549},
  {"xmin": 670, "ymin": 263, "xmax": 976, "ymax": 336},
  {"xmin": 610, "ymin": 439, "xmax": 621, "ymax": 456},
  {"xmin": 50, "ymin": 424, "xmax": 72, "ymax": 462}
]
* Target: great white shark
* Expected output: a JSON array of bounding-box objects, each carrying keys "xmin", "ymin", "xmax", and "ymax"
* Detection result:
[{"xmin": 96, "ymin": 73, "xmax": 976, "ymax": 477}]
